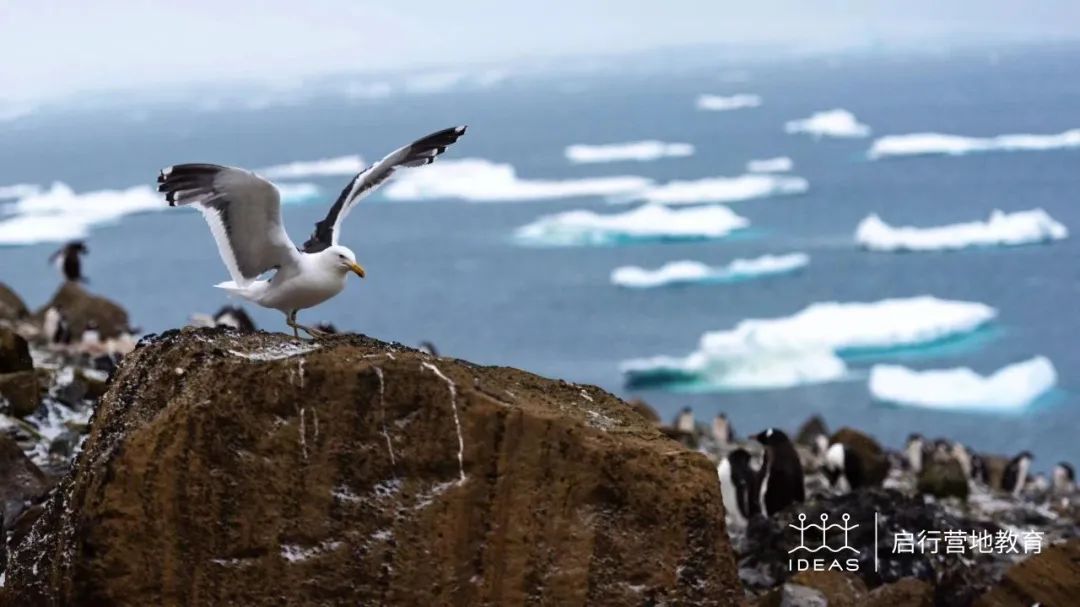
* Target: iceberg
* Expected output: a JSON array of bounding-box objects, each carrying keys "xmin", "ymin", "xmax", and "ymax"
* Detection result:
[
  {"xmin": 259, "ymin": 155, "xmax": 365, "ymax": 179},
  {"xmin": 631, "ymin": 174, "xmax": 808, "ymax": 206},
  {"xmin": 746, "ymin": 157, "xmax": 793, "ymax": 173},
  {"xmin": 383, "ymin": 158, "xmax": 652, "ymax": 202},
  {"xmin": 622, "ymin": 296, "xmax": 997, "ymax": 391},
  {"xmin": 869, "ymin": 357, "xmax": 1056, "ymax": 411},
  {"xmin": 785, "ymin": 109, "xmax": 871, "ymax": 139},
  {"xmin": 855, "ymin": 210, "xmax": 1068, "ymax": 252},
  {"xmin": 611, "ymin": 253, "xmax": 809, "ymax": 288},
  {"xmin": 515, "ymin": 204, "xmax": 749, "ymax": 246},
  {"xmin": 696, "ymin": 94, "xmax": 762, "ymax": 111},
  {"xmin": 565, "ymin": 141, "xmax": 694, "ymax": 164},
  {"xmin": 868, "ymin": 129, "xmax": 1080, "ymax": 159},
  {"xmin": 0, "ymin": 181, "xmax": 319, "ymax": 246},
  {"xmin": 0, "ymin": 183, "xmax": 40, "ymax": 200}
]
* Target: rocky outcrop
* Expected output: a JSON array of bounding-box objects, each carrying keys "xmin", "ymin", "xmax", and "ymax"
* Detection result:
[
  {"xmin": 866, "ymin": 577, "xmax": 933, "ymax": 607},
  {"xmin": 34, "ymin": 282, "xmax": 130, "ymax": 340},
  {"xmin": 0, "ymin": 329, "xmax": 33, "ymax": 374},
  {"xmin": 4, "ymin": 328, "xmax": 741, "ymax": 606},
  {"xmin": 0, "ymin": 329, "xmax": 40, "ymax": 417},
  {"xmin": 0, "ymin": 283, "xmax": 28, "ymax": 323},
  {"xmin": 0, "ymin": 435, "xmax": 50, "ymax": 528},
  {"xmin": 756, "ymin": 571, "xmax": 867, "ymax": 607},
  {"xmin": 975, "ymin": 539, "xmax": 1080, "ymax": 607},
  {"xmin": 831, "ymin": 427, "xmax": 889, "ymax": 487},
  {"xmin": 918, "ymin": 455, "xmax": 970, "ymax": 499}
]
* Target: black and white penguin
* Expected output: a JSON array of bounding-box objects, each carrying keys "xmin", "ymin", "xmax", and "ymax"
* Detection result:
[
  {"xmin": 49, "ymin": 241, "xmax": 88, "ymax": 282},
  {"xmin": 315, "ymin": 322, "xmax": 338, "ymax": 335},
  {"xmin": 213, "ymin": 305, "xmax": 256, "ymax": 332},
  {"xmin": 81, "ymin": 320, "xmax": 101, "ymax": 348},
  {"xmin": 711, "ymin": 413, "xmax": 735, "ymax": 448},
  {"xmin": 951, "ymin": 443, "xmax": 974, "ymax": 479},
  {"xmin": 824, "ymin": 442, "xmax": 865, "ymax": 492},
  {"xmin": 754, "ymin": 428, "xmax": 805, "ymax": 516},
  {"xmin": 1002, "ymin": 451, "xmax": 1033, "ymax": 496},
  {"xmin": 42, "ymin": 306, "xmax": 71, "ymax": 345},
  {"xmin": 717, "ymin": 448, "xmax": 759, "ymax": 527},
  {"xmin": 905, "ymin": 433, "xmax": 925, "ymax": 474},
  {"xmin": 1052, "ymin": 462, "xmax": 1075, "ymax": 494},
  {"xmin": 674, "ymin": 406, "xmax": 695, "ymax": 434},
  {"xmin": 419, "ymin": 341, "xmax": 439, "ymax": 356},
  {"xmin": 970, "ymin": 452, "xmax": 989, "ymax": 485}
]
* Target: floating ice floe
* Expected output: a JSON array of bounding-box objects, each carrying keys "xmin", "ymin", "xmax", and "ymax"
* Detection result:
[
  {"xmin": 869, "ymin": 356, "xmax": 1056, "ymax": 411},
  {"xmin": 0, "ymin": 183, "xmax": 40, "ymax": 200},
  {"xmin": 564, "ymin": 140, "xmax": 694, "ymax": 164},
  {"xmin": 785, "ymin": 109, "xmax": 871, "ymax": 139},
  {"xmin": 868, "ymin": 129, "xmax": 1080, "ymax": 159},
  {"xmin": 259, "ymin": 155, "xmax": 366, "ymax": 179},
  {"xmin": 0, "ymin": 181, "xmax": 320, "ymax": 246},
  {"xmin": 383, "ymin": 158, "xmax": 652, "ymax": 202},
  {"xmin": 746, "ymin": 157, "xmax": 793, "ymax": 173},
  {"xmin": 855, "ymin": 210, "xmax": 1068, "ymax": 252},
  {"xmin": 515, "ymin": 204, "xmax": 749, "ymax": 246},
  {"xmin": 611, "ymin": 253, "xmax": 809, "ymax": 288},
  {"xmin": 621, "ymin": 296, "xmax": 996, "ymax": 391},
  {"xmin": 696, "ymin": 94, "xmax": 762, "ymax": 111},
  {"xmin": 630, "ymin": 174, "xmax": 808, "ymax": 206}
]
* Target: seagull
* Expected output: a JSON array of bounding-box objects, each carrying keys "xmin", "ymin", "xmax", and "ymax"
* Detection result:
[{"xmin": 158, "ymin": 125, "xmax": 467, "ymax": 338}]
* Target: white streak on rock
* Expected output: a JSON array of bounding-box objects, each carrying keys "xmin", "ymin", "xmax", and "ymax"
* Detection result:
[{"xmin": 421, "ymin": 362, "xmax": 466, "ymax": 482}]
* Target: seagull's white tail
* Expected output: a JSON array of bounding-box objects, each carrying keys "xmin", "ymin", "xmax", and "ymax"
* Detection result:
[{"xmin": 214, "ymin": 280, "xmax": 265, "ymax": 304}]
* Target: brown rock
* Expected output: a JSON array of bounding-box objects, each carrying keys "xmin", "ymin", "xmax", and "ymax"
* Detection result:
[
  {"xmin": 831, "ymin": 427, "xmax": 889, "ymax": 487},
  {"xmin": 0, "ymin": 371, "xmax": 42, "ymax": 417},
  {"xmin": 0, "ymin": 328, "xmax": 33, "ymax": 374},
  {"xmin": 787, "ymin": 571, "xmax": 867, "ymax": 607},
  {"xmin": 0, "ymin": 434, "xmax": 50, "ymax": 527},
  {"xmin": 34, "ymin": 282, "xmax": 129, "ymax": 340},
  {"xmin": 917, "ymin": 455, "xmax": 969, "ymax": 500},
  {"xmin": 0, "ymin": 282, "xmax": 29, "ymax": 322},
  {"xmin": 975, "ymin": 539, "xmax": 1080, "ymax": 607},
  {"xmin": 5, "ymin": 328, "xmax": 741, "ymax": 606},
  {"xmin": 626, "ymin": 398, "xmax": 660, "ymax": 425},
  {"xmin": 866, "ymin": 577, "xmax": 932, "ymax": 607}
]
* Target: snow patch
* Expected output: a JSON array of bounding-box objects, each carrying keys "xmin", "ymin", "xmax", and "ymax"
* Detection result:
[
  {"xmin": 383, "ymin": 158, "xmax": 652, "ymax": 202},
  {"xmin": 565, "ymin": 140, "xmax": 694, "ymax": 164},
  {"xmin": 696, "ymin": 94, "xmax": 762, "ymax": 111},
  {"xmin": 611, "ymin": 253, "xmax": 809, "ymax": 288},
  {"xmin": 785, "ymin": 109, "xmax": 871, "ymax": 138},
  {"xmin": 747, "ymin": 157, "xmax": 793, "ymax": 173},
  {"xmin": 869, "ymin": 357, "xmax": 1056, "ymax": 411},
  {"xmin": 622, "ymin": 296, "xmax": 997, "ymax": 391},
  {"xmin": 868, "ymin": 129, "xmax": 1080, "ymax": 159},
  {"xmin": 855, "ymin": 210, "xmax": 1068, "ymax": 252},
  {"xmin": 516, "ymin": 204, "xmax": 749, "ymax": 246}
]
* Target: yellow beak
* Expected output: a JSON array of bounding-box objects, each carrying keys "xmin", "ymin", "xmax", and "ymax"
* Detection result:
[{"xmin": 347, "ymin": 261, "xmax": 366, "ymax": 278}]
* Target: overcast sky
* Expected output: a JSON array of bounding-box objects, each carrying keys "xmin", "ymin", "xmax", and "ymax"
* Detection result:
[{"xmin": 2, "ymin": 1, "xmax": 1079, "ymax": 101}]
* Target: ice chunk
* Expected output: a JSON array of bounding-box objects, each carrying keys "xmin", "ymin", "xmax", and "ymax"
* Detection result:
[
  {"xmin": 383, "ymin": 158, "xmax": 652, "ymax": 202},
  {"xmin": 515, "ymin": 204, "xmax": 749, "ymax": 246},
  {"xmin": 622, "ymin": 296, "xmax": 996, "ymax": 391},
  {"xmin": 746, "ymin": 157, "xmax": 793, "ymax": 173},
  {"xmin": 869, "ymin": 357, "xmax": 1056, "ymax": 411},
  {"xmin": 565, "ymin": 141, "xmax": 694, "ymax": 164},
  {"xmin": 259, "ymin": 155, "xmax": 365, "ymax": 179},
  {"xmin": 611, "ymin": 253, "xmax": 809, "ymax": 288},
  {"xmin": 696, "ymin": 94, "xmax": 762, "ymax": 111},
  {"xmin": 631, "ymin": 174, "xmax": 808, "ymax": 206},
  {"xmin": 868, "ymin": 129, "xmax": 1080, "ymax": 159},
  {"xmin": 856, "ymin": 210, "xmax": 1068, "ymax": 252},
  {"xmin": 785, "ymin": 109, "xmax": 871, "ymax": 138}
]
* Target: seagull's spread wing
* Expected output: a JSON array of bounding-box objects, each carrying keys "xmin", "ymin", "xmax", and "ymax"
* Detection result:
[
  {"xmin": 157, "ymin": 164, "xmax": 299, "ymax": 286},
  {"xmin": 301, "ymin": 125, "xmax": 467, "ymax": 253}
]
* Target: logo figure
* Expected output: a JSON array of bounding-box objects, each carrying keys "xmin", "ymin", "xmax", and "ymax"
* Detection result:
[{"xmin": 788, "ymin": 513, "xmax": 860, "ymax": 554}]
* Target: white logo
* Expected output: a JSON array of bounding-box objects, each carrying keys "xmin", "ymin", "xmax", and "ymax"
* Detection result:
[{"xmin": 788, "ymin": 513, "xmax": 861, "ymax": 572}]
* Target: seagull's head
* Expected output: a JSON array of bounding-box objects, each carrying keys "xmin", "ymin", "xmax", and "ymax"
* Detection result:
[{"xmin": 322, "ymin": 245, "xmax": 366, "ymax": 279}]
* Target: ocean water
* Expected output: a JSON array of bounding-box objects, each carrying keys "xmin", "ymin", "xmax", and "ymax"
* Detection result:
[{"xmin": 2, "ymin": 44, "xmax": 1079, "ymax": 470}]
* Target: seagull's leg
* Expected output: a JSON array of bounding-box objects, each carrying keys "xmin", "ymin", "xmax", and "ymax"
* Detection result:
[
  {"xmin": 286, "ymin": 310, "xmax": 300, "ymax": 340},
  {"xmin": 287, "ymin": 310, "xmax": 327, "ymax": 340}
]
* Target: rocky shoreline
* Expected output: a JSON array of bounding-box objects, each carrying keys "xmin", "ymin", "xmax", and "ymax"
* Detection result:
[{"xmin": 0, "ymin": 280, "xmax": 1076, "ymax": 605}]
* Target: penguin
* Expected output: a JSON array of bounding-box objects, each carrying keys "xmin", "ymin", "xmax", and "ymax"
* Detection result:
[
  {"xmin": 905, "ymin": 433, "xmax": 925, "ymax": 474},
  {"xmin": 753, "ymin": 428, "xmax": 805, "ymax": 516},
  {"xmin": 711, "ymin": 413, "xmax": 735, "ymax": 448},
  {"xmin": 212, "ymin": 305, "xmax": 256, "ymax": 332},
  {"xmin": 49, "ymin": 241, "xmax": 88, "ymax": 282},
  {"xmin": 824, "ymin": 442, "xmax": 865, "ymax": 492},
  {"xmin": 1001, "ymin": 451, "xmax": 1033, "ymax": 496},
  {"xmin": 1052, "ymin": 462, "xmax": 1075, "ymax": 494},
  {"xmin": 42, "ymin": 306, "xmax": 71, "ymax": 345},
  {"xmin": 81, "ymin": 320, "xmax": 101, "ymax": 347},
  {"xmin": 717, "ymin": 448, "xmax": 759, "ymax": 527},
  {"xmin": 419, "ymin": 341, "xmax": 439, "ymax": 357},
  {"xmin": 970, "ymin": 452, "xmax": 989, "ymax": 485},
  {"xmin": 951, "ymin": 443, "xmax": 973, "ymax": 480},
  {"xmin": 674, "ymin": 406, "xmax": 695, "ymax": 434}
]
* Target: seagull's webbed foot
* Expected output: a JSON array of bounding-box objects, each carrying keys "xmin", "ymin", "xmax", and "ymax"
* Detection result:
[{"xmin": 285, "ymin": 311, "xmax": 330, "ymax": 341}]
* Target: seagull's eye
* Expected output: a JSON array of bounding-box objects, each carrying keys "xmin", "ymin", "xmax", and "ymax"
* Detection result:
[{"xmin": 338, "ymin": 254, "xmax": 344, "ymax": 259}]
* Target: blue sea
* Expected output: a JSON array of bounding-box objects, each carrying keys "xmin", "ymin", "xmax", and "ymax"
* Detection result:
[{"xmin": 2, "ymin": 43, "xmax": 1078, "ymax": 470}]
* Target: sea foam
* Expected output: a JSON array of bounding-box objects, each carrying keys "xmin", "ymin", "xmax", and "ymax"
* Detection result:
[
  {"xmin": 696, "ymin": 94, "xmax": 762, "ymax": 111},
  {"xmin": 383, "ymin": 158, "xmax": 652, "ymax": 202},
  {"xmin": 621, "ymin": 296, "xmax": 997, "ymax": 391},
  {"xmin": 565, "ymin": 141, "xmax": 694, "ymax": 164},
  {"xmin": 515, "ymin": 204, "xmax": 749, "ymax": 246},
  {"xmin": 868, "ymin": 129, "xmax": 1080, "ymax": 159},
  {"xmin": 869, "ymin": 357, "xmax": 1056, "ymax": 411},
  {"xmin": 856, "ymin": 210, "xmax": 1068, "ymax": 252},
  {"xmin": 785, "ymin": 109, "xmax": 871, "ymax": 138},
  {"xmin": 611, "ymin": 253, "xmax": 809, "ymax": 288}
]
